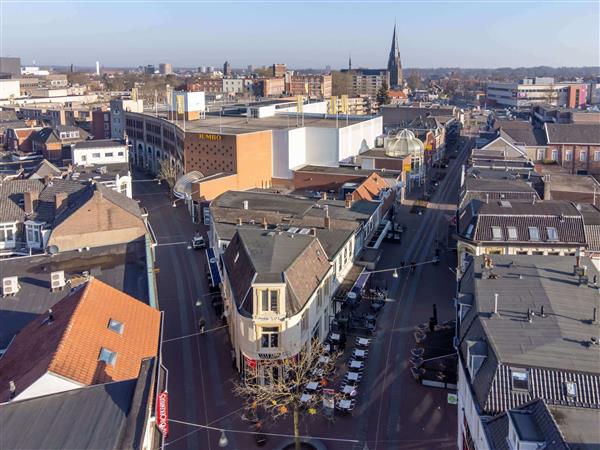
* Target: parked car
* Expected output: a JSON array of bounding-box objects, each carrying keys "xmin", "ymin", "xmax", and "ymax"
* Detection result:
[{"xmin": 192, "ymin": 232, "xmax": 206, "ymax": 250}]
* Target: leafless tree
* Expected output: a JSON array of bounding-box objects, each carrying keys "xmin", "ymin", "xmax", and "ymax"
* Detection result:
[
  {"xmin": 157, "ymin": 158, "xmax": 178, "ymax": 190},
  {"xmin": 233, "ymin": 339, "xmax": 341, "ymax": 450}
]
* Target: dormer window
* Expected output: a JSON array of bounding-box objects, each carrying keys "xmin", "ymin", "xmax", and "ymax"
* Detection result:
[
  {"xmin": 491, "ymin": 226, "xmax": 502, "ymax": 241},
  {"xmin": 511, "ymin": 368, "xmax": 529, "ymax": 390},
  {"xmin": 528, "ymin": 227, "xmax": 540, "ymax": 242},
  {"xmin": 546, "ymin": 227, "xmax": 558, "ymax": 242},
  {"xmin": 259, "ymin": 289, "xmax": 279, "ymax": 313},
  {"xmin": 564, "ymin": 381, "xmax": 577, "ymax": 398}
]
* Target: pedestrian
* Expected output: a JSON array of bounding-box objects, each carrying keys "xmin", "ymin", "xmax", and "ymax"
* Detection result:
[
  {"xmin": 410, "ymin": 261, "xmax": 416, "ymax": 273},
  {"xmin": 199, "ymin": 318, "xmax": 206, "ymax": 334}
]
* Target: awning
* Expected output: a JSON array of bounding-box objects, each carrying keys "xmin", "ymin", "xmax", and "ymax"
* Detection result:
[
  {"xmin": 350, "ymin": 268, "xmax": 370, "ymax": 296},
  {"xmin": 173, "ymin": 171, "xmax": 205, "ymax": 200},
  {"xmin": 205, "ymin": 247, "xmax": 222, "ymax": 287}
]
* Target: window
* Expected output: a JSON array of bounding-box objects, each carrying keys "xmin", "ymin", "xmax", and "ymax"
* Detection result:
[
  {"xmin": 92, "ymin": 152, "xmax": 101, "ymax": 158},
  {"xmin": 546, "ymin": 227, "xmax": 558, "ymax": 241},
  {"xmin": 301, "ymin": 310, "xmax": 309, "ymax": 333},
  {"xmin": 491, "ymin": 226, "xmax": 502, "ymax": 241},
  {"xmin": 465, "ymin": 224, "xmax": 474, "ymax": 239},
  {"xmin": 98, "ymin": 347, "xmax": 117, "ymax": 366},
  {"xmin": 260, "ymin": 327, "xmax": 279, "ymax": 348},
  {"xmin": 26, "ymin": 223, "xmax": 42, "ymax": 245},
  {"xmin": 118, "ymin": 152, "xmax": 124, "ymax": 156},
  {"xmin": 80, "ymin": 154, "xmax": 87, "ymax": 162},
  {"xmin": 269, "ymin": 290, "xmax": 278, "ymax": 312},
  {"xmin": 528, "ymin": 227, "xmax": 540, "ymax": 241},
  {"xmin": 551, "ymin": 149, "xmax": 559, "ymax": 161},
  {"xmin": 105, "ymin": 152, "xmax": 114, "ymax": 157},
  {"xmin": 564, "ymin": 381, "xmax": 577, "ymax": 398},
  {"xmin": 507, "ymin": 227, "xmax": 518, "ymax": 240},
  {"xmin": 565, "ymin": 150, "xmax": 573, "ymax": 161},
  {"xmin": 259, "ymin": 289, "xmax": 278, "ymax": 313},
  {"xmin": 108, "ymin": 318, "xmax": 124, "ymax": 334},
  {"xmin": 594, "ymin": 151, "xmax": 600, "ymax": 162},
  {"xmin": 511, "ymin": 369, "xmax": 529, "ymax": 390},
  {"xmin": 0, "ymin": 223, "xmax": 16, "ymax": 243},
  {"xmin": 580, "ymin": 150, "xmax": 588, "ymax": 162},
  {"xmin": 537, "ymin": 149, "xmax": 545, "ymax": 160}
]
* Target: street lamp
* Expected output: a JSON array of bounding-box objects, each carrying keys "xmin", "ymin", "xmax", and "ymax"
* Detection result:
[
  {"xmin": 392, "ymin": 269, "xmax": 399, "ymax": 278},
  {"xmin": 218, "ymin": 430, "xmax": 228, "ymax": 448}
]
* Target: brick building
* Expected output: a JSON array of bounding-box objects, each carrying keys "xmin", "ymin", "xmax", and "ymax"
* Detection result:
[
  {"xmin": 272, "ymin": 63, "xmax": 286, "ymax": 78},
  {"xmin": 538, "ymin": 123, "xmax": 600, "ymax": 175},
  {"xmin": 288, "ymin": 74, "xmax": 332, "ymax": 98},
  {"xmin": 187, "ymin": 78, "xmax": 223, "ymax": 94},
  {"xmin": 91, "ymin": 108, "xmax": 111, "ymax": 140},
  {"xmin": 254, "ymin": 78, "xmax": 285, "ymax": 97}
]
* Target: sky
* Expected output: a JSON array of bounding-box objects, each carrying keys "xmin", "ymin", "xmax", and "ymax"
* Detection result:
[{"xmin": 1, "ymin": 0, "xmax": 599, "ymax": 69}]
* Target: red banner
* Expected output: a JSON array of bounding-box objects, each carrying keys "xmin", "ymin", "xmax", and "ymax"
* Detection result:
[{"xmin": 156, "ymin": 391, "xmax": 169, "ymax": 438}]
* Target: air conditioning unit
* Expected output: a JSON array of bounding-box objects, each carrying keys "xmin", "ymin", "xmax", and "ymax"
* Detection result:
[
  {"xmin": 2, "ymin": 277, "xmax": 20, "ymax": 297},
  {"xmin": 50, "ymin": 271, "xmax": 66, "ymax": 291}
]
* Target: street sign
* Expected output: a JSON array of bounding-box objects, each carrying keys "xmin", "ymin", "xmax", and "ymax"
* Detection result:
[
  {"xmin": 447, "ymin": 393, "xmax": 458, "ymax": 405},
  {"xmin": 156, "ymin": 391, "xmax": 169, "ymax": 437}
]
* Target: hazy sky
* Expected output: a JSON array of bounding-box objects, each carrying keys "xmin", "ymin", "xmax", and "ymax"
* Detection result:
[{"xmin": 2, "ymin": 1, "xmax": 599, "ymax": 69}]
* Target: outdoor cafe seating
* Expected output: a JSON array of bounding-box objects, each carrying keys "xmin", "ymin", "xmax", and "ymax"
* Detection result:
[
  {"xmin": 336, "ymin": 398, "xmax": 356, "ymax": 412},
  {"xmin": 305, "ymin": 381, "xmax": 319, "ymax": 392},
  {"xmin": 353, "ymin": 348, "xmax": 367, "ymax": 359},
  {"xmin": 349, "ymin": 360, "xmax": 364, "ymax": 370}
]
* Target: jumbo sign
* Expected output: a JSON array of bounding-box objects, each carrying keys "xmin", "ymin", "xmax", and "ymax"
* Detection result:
[{"xmin": 199, "ymin": 133, "xmax": 223, "ymax": 141}]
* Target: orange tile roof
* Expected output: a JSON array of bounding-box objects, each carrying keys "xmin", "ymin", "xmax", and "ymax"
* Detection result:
[
  {"xmin": 0, "ymin": 278, "xmax": 160, "ymax": 402},
  {"xmin": 351, "ymin": 172, "xmax": 391, "ymax": 202}
]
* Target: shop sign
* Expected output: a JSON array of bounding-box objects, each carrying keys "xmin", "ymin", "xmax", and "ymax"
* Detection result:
[
  {"xmin": 156, "ymin": 391, "xmax": 169, "ymax": 437},
  {"xmin": 199, "ymin": 133, "xmax": 223, "ymax": 141}
]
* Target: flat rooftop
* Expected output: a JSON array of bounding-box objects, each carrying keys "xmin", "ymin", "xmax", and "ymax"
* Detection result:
[
  {"xmin": 170, "ymin": 114, "xmax": 370, "ymax": 135},
  {"xmin": 469, "ymin": 255, "xmax": 600, "ymax": 374},
  {"xmin": 0, "ymin": 242, "xmax": 148, "ymax": 348},
  {"xmin": 296, "ymin": 164, "xmax": 401, "ymax": 177}
]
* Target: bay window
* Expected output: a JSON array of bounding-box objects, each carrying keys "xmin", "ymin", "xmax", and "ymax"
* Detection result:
[
  {"xmin": 25, "ymin": 222, "xmax": 43, "ymax": 248},
  {"xmin": 0, "ymin": 223, "xmax": 17, "ymax": 248}
]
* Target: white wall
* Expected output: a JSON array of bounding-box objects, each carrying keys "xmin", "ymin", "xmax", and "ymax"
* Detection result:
[
  {"xmin": 72, "ymin": 145, "xmax": 128, "ymax": 166},
  {"xmin": 0, "ymin": 80, "xmax": 20, "ymax": 100},
  {"xmin": 15, "ymin": 371, "xmax": 82, "ymax": 401},
  {"xmin": 171, "ymin": 91, "xmax": 205, "ymax": 113},
  {"xmin": 338, "ymin": 116, "xmax": 383, "ymax": 162},
  {"xmin": 305, "ymin": 127, "xmax": 339, "ymax": 167}
]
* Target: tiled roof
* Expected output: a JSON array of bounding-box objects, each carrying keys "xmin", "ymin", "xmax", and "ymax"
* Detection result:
[
  {"xmin": 0, "ymin": 278, "xmax": 160, "ymax": 402},
  {"xmin": 32, "ymin": 126, "xmax": 89, "ymax": 144},
  {"xmin": 73, "ymin": 139, "xmax": 126, "ymax": 149},
  {"xmin": 222, "ymin": 228, "xmax": 330, "ymax": 316},
  {"xmin": 545, "ymin": 123, "xmax": 600, "ymax": 145},
  {"xmin": 26, "ymin": 159, "xmax": 63, "ymax": 180},
  {"xmin": 461, "ymin": 200, "xmax": 586, "ymax": 244},
  {"xmin": 484, "ymin": 399, "xmax": 569, "ymax": 450},
  {"xmin": 0, "ymin": 179, "xmax": 44, "ymax": 222},
  {"xmin": 496, "ymin": 120, "xmax": 548, "ymax": 147}
]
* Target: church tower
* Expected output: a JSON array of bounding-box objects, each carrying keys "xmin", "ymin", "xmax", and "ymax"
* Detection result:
[{"xmin": 387, "ymin": 23, "xmax": 403, "ymax": 88}]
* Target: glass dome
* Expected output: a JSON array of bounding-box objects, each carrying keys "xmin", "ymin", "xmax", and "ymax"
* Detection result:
[
  {"xmin": 173, "ymin": 171, "xmax": 205, "ymax": 199},
  {"xmin": 385, "ymin": 129, "xmax": 425, "ymax": 158}
]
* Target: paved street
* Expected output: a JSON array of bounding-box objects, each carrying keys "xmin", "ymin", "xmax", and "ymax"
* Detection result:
[{"xmin": 133, "ymin": 136, "xmax": 472, "ymax": 450}]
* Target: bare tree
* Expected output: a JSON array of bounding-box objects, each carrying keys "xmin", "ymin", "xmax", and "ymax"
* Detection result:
[
  {"xmin": 157, "ymin": 159, "xmax": 178, "ymax": 190},
  {"xmin": 233, "ymin": 339, "xmax": 341, "ymax": 450}
]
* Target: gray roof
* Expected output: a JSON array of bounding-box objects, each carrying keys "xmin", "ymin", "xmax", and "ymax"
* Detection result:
[
  {"xmin": 461, "ymin": 178, "xmax": 539, "ymax": 210},
  {"xmin": 548, "ymin": 405, "xmax": 600, "ymax": 449},
  {"xmin": 33, "ymin": 126, "xmax": 89, "ymax": 144},
  {"xmin": 0, "ymin": 242, "xmax": 149, "ymax": 348},
  {"xmin": 496, "ymin": 120, "xmax": 548, "ymax": 147},
  {"xmin": 0, "ymin": 358, "xmax": 155, "ymax": 450},
  {"xmin": 27, "ymin": 159, "xmax": 63, "ymax": 180},
  {"xmin": 460, "ymin": 200, "xmax": 586, "ymax": 244},
  {"xmin": 459, "ymin": 255, "xmax": 600, "ymax": 414},
  {"xmin": 222, "ymin": 228, "xmax": 330, "ymax": 316},
  {"xmin": 0, "ymin": 178, "xmax": 140, "ymax": 227},
  {"xmin": 295, "ymin": 164, "xmax": 401, "ymax": 178},
  {"xmin": 484, "ymin": 399, "xmax": 568, "ymax": 450},
  {"xmin": 73, "ymin": 139, "xmax": 126, "ymax": 149},
  {"xmin": 545, "ymin": 123, "xmax": 600, "ymax": 145}
]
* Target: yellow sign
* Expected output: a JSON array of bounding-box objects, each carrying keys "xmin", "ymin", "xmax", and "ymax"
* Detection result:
[
  {"xmin": 329, "ymin": 95, "xmax": 337, "ymax": 115},
  {"xmin": 131, "ymin": 87, "xmax": 138, "ymax": 101},
  {"xmin": 403, "ymin": 158, "xmax": 412, "ymax": 172},
  {"xmin": 340, "ymin": 94, "xmax": 348, "ymax": 114},
  {"xmin": 199, "ymin": 133, "xmax": 222, "ymax": 141},
  {"xmin": 176, "ymin": 94, "xmax": 185, "ymax": 114},
  {"xmin": 425, "ymin": 144, "xmax": 433, "ymax": 151},
  {"xmin": 296, "ymin": 95, "xmax": 303, "ymax": 113}
]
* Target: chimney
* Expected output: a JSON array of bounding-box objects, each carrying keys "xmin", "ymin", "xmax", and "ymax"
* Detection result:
[
  {"xmin": 23, "ymin": 190, "xmax": 38, "ymax": 215},
  {"xmin": 54, "ymin": 192, "xmax": 67, "ymax": 213},
  {"xmin": 320, "ymin": 191, "xmax": 327, "ymax": 200},
  {"xmin": 237, "ymin": 217, "xmax": 242, "ymax": 226},
  {"xmin": 493, "ymin": 293, "xmax": 499, "ymax": 315},
  {"xmin": 93, "ymin": 188, "xmax": 103, "ymax": 202},
  {"xmin": 344, "ymin": 193, "xmax": 353, "ymax": 209},
  {"xmin": 324, "ymin": 204, "xmax": 330, "ymax": 229},
  {"xmin": 262, "ymin": 217, "xmax": 268, "ymax": 230},
  {"xmin": 9, "ymin": 381, "xmax": 16, "ymax": 399}
]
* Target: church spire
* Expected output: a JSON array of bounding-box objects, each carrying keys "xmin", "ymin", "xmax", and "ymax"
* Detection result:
[{"xmin": 387, "ymin": 22, "xmax": 403, "ymax": 88}]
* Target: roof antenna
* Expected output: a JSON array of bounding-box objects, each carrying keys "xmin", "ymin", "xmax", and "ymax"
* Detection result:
[{"xmin": 493, "ymin": 293, "xmax": 499, "ymax": 316}]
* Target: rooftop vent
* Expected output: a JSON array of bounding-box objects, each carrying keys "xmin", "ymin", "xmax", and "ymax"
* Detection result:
[{"xmin": 499, "ymin": 200, "xmax": 512, "ymax": 208}]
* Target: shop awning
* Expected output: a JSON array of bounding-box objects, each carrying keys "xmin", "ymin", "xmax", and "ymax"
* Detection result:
[{"xmin": 205, "ymin": 247, "xmax": 222, "ymax": 287}]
